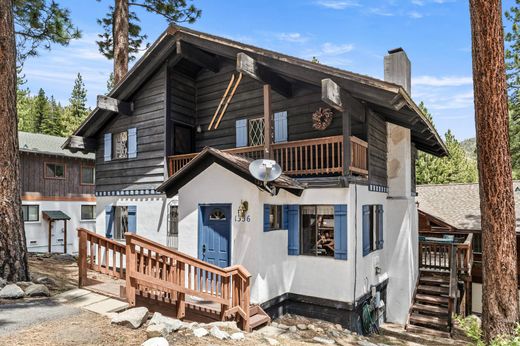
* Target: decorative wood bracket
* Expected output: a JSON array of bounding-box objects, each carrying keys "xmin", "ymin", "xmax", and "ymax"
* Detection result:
[
  {"xmin": 236, "ymin": 52, "xmax": 292, "ymax": 98},
  {"xmin": 97, "ymin": 95, "xmax": 133, "ymax": 116},
  {"xmin": 177, "ymin": 40, "xmax": 220, "ymax": 73},
  {"xmin": 65, "ymin": 135, "xmax": 97, "ymax": 152},
  {"xmin": 321, "ymin": 78, "xmax": 344, "ymax": 112},
  {"xmin": 390, "ymin": 93, "xmax": 407, "ymax": 111}
]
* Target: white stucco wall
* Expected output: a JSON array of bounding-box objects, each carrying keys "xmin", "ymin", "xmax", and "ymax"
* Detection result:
[
  {"xmin": 95, "ymin": 195, "xmax": 178, "ymax": 245},
  {"xmin": 471, "ymin": 283, "xmax": 520, "ymax": 314},
  {"xmin": 23, "ymin": 200, "xmax": 96, "ymax": 254},
  {"xmin": 176, "ymin": 163, "xmax": 416, "ymax": 324}
]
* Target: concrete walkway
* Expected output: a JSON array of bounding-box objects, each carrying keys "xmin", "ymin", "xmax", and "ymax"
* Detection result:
[{"xmin": 0, "ymin": 288, "xmax": 128, "ymax": 336}]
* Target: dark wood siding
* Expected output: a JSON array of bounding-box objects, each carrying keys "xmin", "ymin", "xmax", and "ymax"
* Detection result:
[
  {"xmin": 95, "ymin": 67, "xmax": 166, "ymax": 192},
  {"xmin": 20, "ymin": 152, "xmax": 95, "ymax": 197},
  {"xmin": 411, "ymin": 143, "xmax": 417, "ymax": 194},
  {"xmin": 367, "ymin": 110, "xmax": 387, "ymax": 187}
]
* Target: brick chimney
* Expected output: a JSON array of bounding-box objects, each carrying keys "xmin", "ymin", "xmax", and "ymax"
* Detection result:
[{"xmin": 384, "ymin": 48, "xmax": 411, "ymax": 95}]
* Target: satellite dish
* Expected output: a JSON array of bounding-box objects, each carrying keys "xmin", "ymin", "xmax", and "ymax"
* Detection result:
[{"xmin": 249, "ymin": 159, "xmax": 282, "ymax": 182}]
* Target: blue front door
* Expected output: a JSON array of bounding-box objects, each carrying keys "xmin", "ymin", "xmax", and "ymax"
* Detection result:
[{"xmin": 199, "ymin": 205, "xmax": 231, "ymax": 268}]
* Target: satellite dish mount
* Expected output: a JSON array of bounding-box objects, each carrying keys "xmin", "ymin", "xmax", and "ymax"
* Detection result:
[{"xmin": 248, "ymin": 159, "xmax": 282, "ymax": 196}]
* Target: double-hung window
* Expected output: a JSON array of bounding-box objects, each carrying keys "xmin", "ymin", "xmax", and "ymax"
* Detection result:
[
  {"xmin": 22, "ymin": 205, "xmax": 39, "ymax": 222},
  {"xmin": 81, "ymin": 205, "xmax": 95, "ymax": 221},
  {"xmin": 301, "ymin": 205, "xmax": 335, "ymax": 257},
  {"xmin": 362, "ymin": 205, "xmax": 384, "ymax": 256},
  {"xmin": 113, "ymin": 131, "xmax": 129, "ymax": 159},
  {"xmin": 45, "ymin": 163, "xmax": 65, "ymax": 179},
  {"xmin": 81, "ymin": 165, "xmax": 95, "ymax": 185}
]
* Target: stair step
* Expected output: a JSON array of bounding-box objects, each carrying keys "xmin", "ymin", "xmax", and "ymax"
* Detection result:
[
  {"xmin": 406, "ymin": 324, "xmax": 451, "ymax": 339},
  {"xmin": 409, "ymin": 313, "xmax": 449, "ymax": 328},
  {"xmin": 412, "ymin": 303, "xmax": 449, "ymax": 316},
  {"xmin": 420, "ymin": 276, "xmax": 450, "ymax": 285},
  {"xmin": 417, "ymin": 284, "xmax": 449, "ymax": 295},
  {"xmin": 249, "ymin": 313, "xmax": 270, "ymax": 329},
  {"xmin": 415, "ymin": 294, "xmax": 449, "ymax": 305}
]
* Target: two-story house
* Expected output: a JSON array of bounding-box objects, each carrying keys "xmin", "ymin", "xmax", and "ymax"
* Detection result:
[
  {"xmin": 65, "ymin": 26, "xmax": 447, "ymax": 333},
  {"xmin": 20, "ymin": 131, "xmax": 96, "ymax": 254}
]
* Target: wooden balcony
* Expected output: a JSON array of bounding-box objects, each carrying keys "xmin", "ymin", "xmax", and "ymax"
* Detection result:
[{"xmin": 168, "ymin": 135, "xmax": 368, "ymax": 177}]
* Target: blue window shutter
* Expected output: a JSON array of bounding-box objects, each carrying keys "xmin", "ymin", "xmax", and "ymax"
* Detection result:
[
  {"xmin": 362, "ymin": 205, "xmax": 371, "ymax": 256},
  {"xmin": 334, "ymin": 205, "xmax": 348, "ymax": 260},
  {"xmin": 287, "ymin": 205, "xmax": 300, "ymax": 255},
  {"xmin": 105, "ymin": 205, "xmax": 113, "ymax": 238},
  {"xmin": 128, "ymin": 206, "xmax": 137, "ymax": 233},
  {"xmin": 376, "ymin": 205, "xmax": 384, "ymax": 249},
  {"xmin": 236, "ymin": 119, "xmax": 247, "ymax": 147},
  {"xmin": 282, "ymin": 205, "xmax": 289, "ymax": 230},
  {"xmin": 264, "ymin": 204, "xmax": 271, "ymax": 232},
  {"xmin": 128, "ymin": 128, "xmax": 137, "ymax": 158},
  {"xmin": 274, "ymin": 111, "xmax": 288, "ymax": 143},
  {"xmin": 104, "ymin": 133, "xmax": 112, "ymax": 161}
]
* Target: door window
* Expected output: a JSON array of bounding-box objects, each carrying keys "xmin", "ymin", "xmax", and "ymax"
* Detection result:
[{"xmin": 209, "ymin": 208, "xmax": 226, "ymax": 221}]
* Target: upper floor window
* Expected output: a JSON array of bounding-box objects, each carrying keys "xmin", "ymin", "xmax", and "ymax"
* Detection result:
[
  {"xmin": 81, "ymin": 165, "xmax": 95, "ymax": 185},
  {"xmin": 22, "ymin": 205, "xmax": 39, "ymax": 222},
  {"xmin": 113, "ymin": 131, "xmax": 128, "ymax": 159},
  {"xmin": 248, "ymin": 118, "xmax": 264, "ymax": 146},
  {"xmin": 45, "ymin": 163, "xmax": 65, "ymax": 179},
  {"xmin": 81, "ymin": 205, "xmax": 95, "ymax": 220}
]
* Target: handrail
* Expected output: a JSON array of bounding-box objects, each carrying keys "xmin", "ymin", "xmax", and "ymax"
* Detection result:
[
  {"xmin": 168, "ymin": 135, "xmax": 369, "ymax": 178},
  {"xmin": 448, "ymin": 244, "xmax": 458, "ymax": 331},
  {"xmin": 77, "ymin": 228, "xmax": 252, "ymax": 330}
]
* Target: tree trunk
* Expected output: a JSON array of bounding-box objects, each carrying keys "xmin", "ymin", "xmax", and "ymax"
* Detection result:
[
  {"xmin": 469, "ymin": 0, "xmax": 519, "ymax": 341},
  {"xmin": 0, "ymin": 0, "xmax": 30, "ymax": 281},
  {"xmin": 113, "ymin": 0, "xmax": 129, "ymax": 85}
]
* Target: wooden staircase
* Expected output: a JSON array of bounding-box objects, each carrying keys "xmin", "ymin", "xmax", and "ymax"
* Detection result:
[{"xmin": 77, "ymin": 228, "xmax": 266, "ymax": 331}]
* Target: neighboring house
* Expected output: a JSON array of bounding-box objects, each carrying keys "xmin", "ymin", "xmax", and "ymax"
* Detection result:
[
  {"xmin": 20, "ymin": 131, "xmax": 96, "ymax": 254},
  {"xmin": 65, "ymin": 26, "xmax": 446, "ymax": 333},
  {"xmin": 417, "ymin": 182, "xmax": 520, "ymax": 315}
]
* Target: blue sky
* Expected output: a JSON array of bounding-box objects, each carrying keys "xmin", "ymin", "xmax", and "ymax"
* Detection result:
[{"xmin": 20, "ymin": 0, "xmax": 517, "ymax": 141}]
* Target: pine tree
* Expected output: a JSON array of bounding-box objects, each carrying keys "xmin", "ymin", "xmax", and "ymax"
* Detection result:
[
  {"xmin": 16, "ymin": 74, "xmax": 34, "ymax": 132},
  {"xmin": 33, "ymin": 88, "xmax": 50, "ymax": 133},
  {"xmin": 65, "ymin": 73, "xmax": 89, "ymax": 133}
]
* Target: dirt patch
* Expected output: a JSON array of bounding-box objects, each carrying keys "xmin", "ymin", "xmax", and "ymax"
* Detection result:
[{"xmin": 27, "ymin": 254, "xmax": 79, "ymax": 295}]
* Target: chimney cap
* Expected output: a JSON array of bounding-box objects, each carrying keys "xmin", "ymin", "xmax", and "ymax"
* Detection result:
[{"xmin": 387, "ymin": 47, "xmax": 404, "ymax": 55}]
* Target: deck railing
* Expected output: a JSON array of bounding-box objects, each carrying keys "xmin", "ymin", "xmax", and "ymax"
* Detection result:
[
  {"xmin": 168, "ymin": 135, "xmax": 368, "ymax": 177},
  {"xmin": 77, "ymin": 228, "xmax": 252, "ymax": 331}
]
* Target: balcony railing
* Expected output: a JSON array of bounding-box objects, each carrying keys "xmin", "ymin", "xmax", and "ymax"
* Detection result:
[{"xmin": 168, "ymin": 135, "xmax": 368, "ymax": 178}]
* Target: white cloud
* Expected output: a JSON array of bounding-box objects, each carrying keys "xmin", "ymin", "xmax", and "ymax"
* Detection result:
[
  {"xmin": 412, "ymin": 0, "xmax": 425, "ymax": 5},
  {"xmin": 276, "ymin": 32, "xmax": 309, "ymax": 43},
  {"xmin": 315, "ymin": 0, "xmax": 360, "ymax": 10},
  {"xmin": 320, "ymin": 42, "xmax": 354, "ymax": 55},
  {"xmin": 408, "ymin": 11, "xmax": 423, "ymax": 19},
  {"xmin": 413, "ymin": 75, "xmax": 473, "ymax": 87},
  {"xmin": 367, "ymin": 7, "xmax": 395, "ymax": 16}
]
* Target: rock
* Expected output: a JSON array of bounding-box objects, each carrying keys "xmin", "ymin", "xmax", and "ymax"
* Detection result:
[
  {"xmin": 230, "ymin": 332, "xmax": 245, "ymax": 340},
  {"xmin": 141, "ymin": 337, "xmax": 169, "ymax": 346},
  {"xmin": 258, "ymin": 326, "xmax": 286, "ymax": 338},
  {"xmin": 0, "ymin": 284, "xmax": 24, "ymax": 299},
  {"xmin": 16, "ymin": 281, "xmax": 33, "ymax": 289},
  {"xmin": 0, "ymin": 278, "xmax": 6, "ymax": 288},
  {"xmin": 308, "ymin": 324, "xmax": 316, "ymax": 331},
  {"xmin": 146, "ymin": 323, "xmax": 168, "ymax": 338},
  {"xmin": 271, "ymin": 322, "xmax": 279, "ymax": 327},
  {"xmin": 148, "ymin": 312, "xmax": 184, "ymax": 332},
  {"xmin": 34, "ymin": 276, "xmax": 56, "ymax": 287},
  {"xmin": 296, "ymin": 323, "xmax": 307, "ymax": 330},
  {"xmin": 342, "ymin": 329, "xmax": 351, "ymax": 335},
  {"xmin": 335, "ymin": 324, "xmax": 343, "ymax": 331},
  {"xmin": 193, "ymin": 327, "xmax": 208, "ymax": 338},
  {"xmin": 289, "ymin": 326, "xmax": 297, "ymax": 332},
  {"xmin": 208, "ymin": 320, "xmax": 239, "ymax": 331},
  {"xmin": 264, "ymin": 337, "xmax": 279, "ymax": 345},
  {"xmin": 277, "ymin": 323, "xmax": 289, "ymax": 330},
  {"xmin": 210, "ymin": 326, "xmax": 230, "ymax": 340},
  {"xmin": 357, "ymin": 341, "xmax": 377, "ymax": 346},
  {"xmin": 328, "ymin": 330, "xmax": 340, "ymax": 338},
  {"xmin": 313, "ymin": 336, "xmax": 336, "ymax": 344},
  {"xmin": 111, "ymin": 307, "xmax": 149, "ymax": 329},
  {"xmin": 316, "ymin": 327, "xmax": 324, "ymax": 333},
  {"xmin": 24, "ymin": 284, "xmax": 50, "ymax": 297}
]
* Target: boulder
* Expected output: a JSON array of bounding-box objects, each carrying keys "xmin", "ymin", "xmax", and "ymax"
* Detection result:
[
  {"xmin": 0, "ymin": 284, "xmax": 24, "ymax": 299},
  {"xmin": 335, "ymin": 324, "xmax": 343, "ymax": 331},
  {"xmin": 297, "ymin": 323, "xmax": 307, "ymax": 330},
  {"xmin": 277, "ymin": 323, "xmax": 289, "ymax": 330},
  {"xmin": 208, "ymin": 320, "xmax": 239, "ymax": 331},
  {"xmin": 210, "ymin": 326, "xmax": 230, "ymax": 340},
  {"xmin": 24, "ymin": 284, "xmax": 50, "ymax": 297},
  {"xmin": 141, "ymin": 337, "xmax": 169, "ymax": 346},
  {"xmin": 0, "ymin": 278, "xmax": 7, "ymax": 288},
  {"xmin": 193, "ymin": 327, "xmax": 209, "ymax": 337},
  {"xmin": 357, "ymin": 341, "xmax": 377, "ymax": 346},
  {"xmin": 148, "ymin": 312, "xmax": 184, "ymax": 332},
  {"xmin": 313, "ymin": 336, "xmax": 336, "ymax": 344},
  {"xmin": 289, "ymin": 326, "xmax": 297, "ymax": 333},
  {"xmin": 146, "ymin": 323, "xmax": 168, "ymax": 338},
  {"xmin": 230, "ymin": 332, "xmax": 245, "ymax": 340},
  {"xmin": 111, "ymin": 307, "xmax": 149, "ymax": 329},
  {"xmin": 16, "ymin": 281, "xmax": 33, "ymax": 290},
  {"xmin": 308, "ymin": 324, "xmax": 316, "ymax": 331},
  {"xmin": 34, "ymin": 276, "xmax": 57, "ymax": 287},
  {"xmin": 264, "ymin": 337, "xmax": 279, "ymax": 345}
]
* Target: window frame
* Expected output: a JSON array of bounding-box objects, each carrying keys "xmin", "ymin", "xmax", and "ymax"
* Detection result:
[
  {"xmin": 44, "ymin": 162, "xmax": 66, "ymax": 180},
  {"xmin": 22, "ymin": 204, "xmax": 40, "ymax": 222},
  {"xmin": 80, "ymin": 205, "xmax": 96, "ymax": 221},
  {"xmin": 248, "ymin": 117, "xmax": 265, "ymax": 147},
  {"xmin": 80, "ymin": 164, "xmax": 95, "ymax": 186},
  {"xmin": 300, "ymin": 205, "xmax": 335, "ymax": 258},
  {"xmin": 112, "ymin": 130, "xmax": 129, "ymax": 160},
  {"xmin": 268, "ymin": 205, "xmax": 283, "ymax": 231},
  {"xmin": 167, "ymin": 205, "xmax": 179, "ymax": 249},
  {"xmin": 366, "ymin": 204, "xmax": 383, "ymax": 255}
]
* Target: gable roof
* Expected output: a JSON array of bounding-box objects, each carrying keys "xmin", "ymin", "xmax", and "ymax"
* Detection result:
[
  {"xmin": 417, "ymin": 182, "xmax": 520, "ymax": 232},
  {"xmin": 157, "ymin": 147, "xmax": 305, "ymax": 197},
  {"xmin": 70, "ymin": 25, "xmax": 447, "ymax": 157},
  {"xmin": 19, "ymin": 131, "xmax": 94, "ymax": 160}
]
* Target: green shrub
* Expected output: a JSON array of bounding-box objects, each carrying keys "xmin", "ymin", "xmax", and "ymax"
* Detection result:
[{"xmin": 455, "ymin": 315, "xmax": 520, "ymax": 346}]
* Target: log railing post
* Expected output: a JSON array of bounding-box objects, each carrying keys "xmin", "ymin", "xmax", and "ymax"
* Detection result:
[
  {"xmin": 125, "ymin": 235, "xmax": 136, "ymax": 306},
  {"xmin": 177, "ymin": 261, "xmax": 186, "ymax": 319},
  {"xmin": 242, "ymin": 277, "xmax": 251, "ymax": 331},
  {"xmin": 78, "ymin": 229, "xmax": 88, "ymax": 287}
]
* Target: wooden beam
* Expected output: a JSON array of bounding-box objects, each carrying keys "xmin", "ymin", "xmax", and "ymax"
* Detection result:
[
  {"xmin": 48, "ymin": 220, "xmax": 52, "ymax": 253},
  {"xmin": 342, "ymin": 91, "xmax": 352, "ymax": 178},
  {"xmin": 177, "ymin": 40, "xmax": 220, "ymax": 73},
  {"xmin": 64, "ymin": 220, "xmax": 67, "ymax": 254},
  {"xmin": 236, "ymin": 53, "xmax": 292, "ymax": 98},
  {"xmin": 97, "ymin": 95, "xmax": 133, "ymax": 116},
  {"xmin": 321, "ymin": 79, "xmax": 344, "ymax": 112},
  {"xmin": 66, "ymin": 135, "xmax": 97, "ymax": 152},
  {"xmin": 263, "ymin": 84, "xmax": 272, "ymax": 159}
]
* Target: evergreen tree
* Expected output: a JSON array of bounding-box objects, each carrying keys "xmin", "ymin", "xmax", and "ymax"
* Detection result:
[
  {"xmin": 16, "ymin": 73, "xmax": 34, "ymax": 132},
  {"xmin": 41, "ymin": 96, "xmax": 63, "ymax": 136},
  {"xmin": 33, "ymin": 88, "xmax": 50, "ymax": 133},
  {"xmin": 416, "ymin": 103, "xmax": 478, "ymax": 184},
  {"xmin": 65, "ymin": 73, "xmax": 89, "ymax": 133}
]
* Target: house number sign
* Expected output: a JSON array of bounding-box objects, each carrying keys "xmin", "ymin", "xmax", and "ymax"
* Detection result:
[
  {"xmin": 235, "ymin": 200, "xmax": 251, "ymax": 222},
  {"xmin": 234, "ymin": 214, "xmax": 251, "ymax": 223}
]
